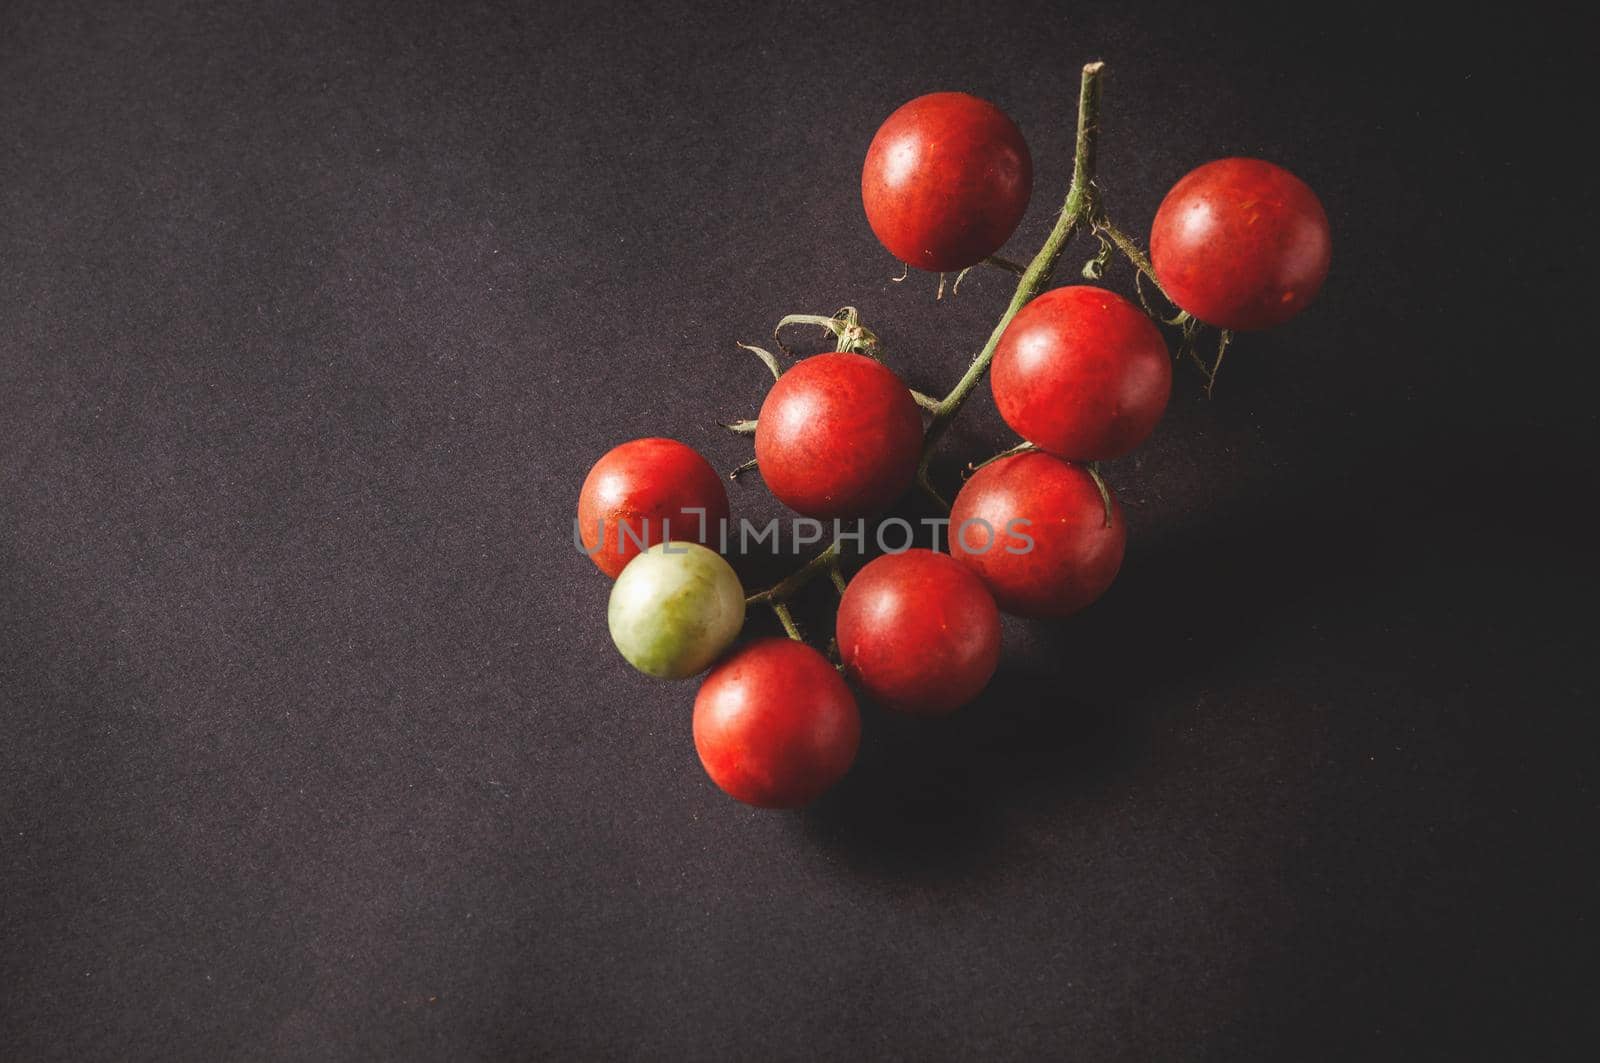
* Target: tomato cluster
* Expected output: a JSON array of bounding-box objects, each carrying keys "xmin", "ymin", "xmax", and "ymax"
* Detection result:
[{"xmin": 576, "ymin": 81, "xmax": 1328, "ymax": 810}]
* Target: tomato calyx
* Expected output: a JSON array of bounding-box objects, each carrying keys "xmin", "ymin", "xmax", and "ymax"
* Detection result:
[
  {"xmin": 734, "ymin": 341, "xmax": 783, "ymax": 381},
  {"xmin": 1081, "ymin": 234, "xmax": 1113, "ymax": 281},
  {"xmin": 944, "ymin": 256, "xmax": 1025, "ymax": 300},
  {"xmin": 774, "ymin": 305, "xmax": 882, "ymax": 360},
  {"xmin": 719, "ymin": 342, "xmax": 783, "ymax": 477},
  {"xmin": 964, "ymin": 440, "xmax": 1038, "ymax": 481},
  {"xmin": 1086, "ymin": 462, "xmax": 1114, "ymax": 529}
]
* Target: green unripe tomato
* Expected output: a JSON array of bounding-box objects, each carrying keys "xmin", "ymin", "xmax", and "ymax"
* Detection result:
[{"xmin": 608, "ymin": 542, "xmax": 745, "ymax": 679}]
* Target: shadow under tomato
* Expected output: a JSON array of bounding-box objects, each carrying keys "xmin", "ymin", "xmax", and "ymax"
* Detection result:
[
  {"xmin": 801, "ymin": 674, "xmax": 1136, "ymax": 881},
  {"xmin": 799, "ymin": 416, "xmax": 1595, "ymax": 881}
]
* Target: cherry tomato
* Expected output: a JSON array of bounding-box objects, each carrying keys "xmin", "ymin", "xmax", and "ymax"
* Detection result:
[
  {"xmin": 608, "ymin": 543, "xmax": 745, "ymax": 679},
  {"xmin": 835, "ymin": 549, "xmax": 1001, "ymax": 716},
  {"xmin": 861, "ymin": 92, "xmax": 1032, "ymax": 272},
  {"xmin": 578, "ymin": 438, "xmax": 730, "ymax": 578},
  {"xmin": 949, "ymin": 451, "xmax": 1125, "ymax": 618},
  {"xmin": 754, "ymin": 353, "xmax": 923, "ymax": 519},
  {"xmin": 991, "ymin": 285, "xmax": 1171, "ymax": 461},
  {"xmin": 1150, "ymin": 157, "xmax": 1331, "ymax": 331},
  {"xmin": 693, "ymin": 638, "xmax": 861, "ymax": 808}
]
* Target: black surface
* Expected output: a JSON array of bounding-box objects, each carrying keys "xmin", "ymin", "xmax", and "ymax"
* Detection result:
[{"xmin": 3, "ymin": 2, "xmax": 1593, "ymax": 1059}]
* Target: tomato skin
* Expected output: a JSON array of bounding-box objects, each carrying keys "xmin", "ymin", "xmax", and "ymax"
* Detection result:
[
  {"xmin": 991, "ymin": 286, "xmax": 1171, "ymax": 461},
  {"xmin": 693, "ymin": 638, "xmax": 861, "ymax": 808},
  {"xmin": 836, "ymin": 549, "xmax": 1001, "ymax": 716},
  {"xmin": 949, "ymin": 452, "xmax": 1125, "ymax": 618},
  {"xmin": 608, "ymin": 543, "xmax": 746, "ymax": 679},
  {"xmin": 754, "ymin": 353, "xmax": 924, "ymax": 519},
  {"xmin": 578, "ymin": 438, "xmax": 730, "ymax": 578},
  {"xmin": 1150, "ymin": 158, "xmax": 1331, "ymax": 331},
  {"xmin": 861, "ymin": 92, "xmax": 1032, "ymax": 272}
]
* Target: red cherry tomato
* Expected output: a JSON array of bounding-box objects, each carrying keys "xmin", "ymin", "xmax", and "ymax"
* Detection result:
[
  {"xmin": 991, "ymin": 285, "xmax": 1171, "ymax": 461},
  {"xmin": 1150, "ymin": 157, "xmax": 1331, "ymax": 331},
  {"xmin": 693, "ymin": 638, "xmax": 861, "ymax": 808},
  {"xmin": 754, "ymin": 353, "xmax": 923, "ymax": 519},
  {"xmin": 835, "ymin": 549, "xmax": 1001, "ymax": 716},
  {"xmin": 861, "ymin": 92, "xmax": 1032, "ymax": 272},
  {"xmin": 577, "ymin": 438, "xmax": 730, "ymax": 578},
  {"xmin": 949, "ymin": 451, "xmax": 1125, "ymax": 618}
]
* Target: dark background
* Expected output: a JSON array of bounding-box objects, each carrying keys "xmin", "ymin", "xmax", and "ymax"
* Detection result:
[{"xmin": 3, "ymin": 1, "xmax": 1593, "ymax": 1059}]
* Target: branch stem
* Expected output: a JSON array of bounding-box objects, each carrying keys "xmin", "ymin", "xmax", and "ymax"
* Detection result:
[
  {"xmin": 827, "ymin": 556, "xmax": 848, "ymax": 596},
  {"xmin": 1092, "ymin": 220, "xmax": 1162, "ymax": 296},
  {"xmin": 770, "ymin": 601, "xmax": 804, "ymax": 641},
  {"xmin": 1092, "ymin": 218, "xmax": 1189, "ymax": 324},
  {"xmin": 745, "ymin": 542, "xmax": 841, "ymax": 605}
]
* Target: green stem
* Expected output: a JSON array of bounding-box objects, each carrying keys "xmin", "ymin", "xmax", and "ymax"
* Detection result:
[
  {"xmin": 770, "ymin": 601, "xmax": 804, "ymax": 642},
  {"xmin": 1093, "ymin": 220, "xmax": 1161, "ymax": 295},
  {"xmin": 745, "ymin": 542, "xmax": 841, "ymax": 605},
  {"xmin": 1205, "ymin": 329, "xmax": 1233, "ymax": 398},
  {"xmin": 915, "ymin": 61, "xmax": 1106, "ymax": 508},
  {"xmin": 1092, "ymin": 219, "xmax": 1187, "ymax": 324},
  {"xmin": 1087, "ymin": 462, "xmax": 1113, "ymax": 528},
  {"xmin": 967, "ymin": 440, "xmax": 1038, "ymax": 478},
  {"xmin": 827, "ymin": 555, "xmax": 848, "ymax": 596}
]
